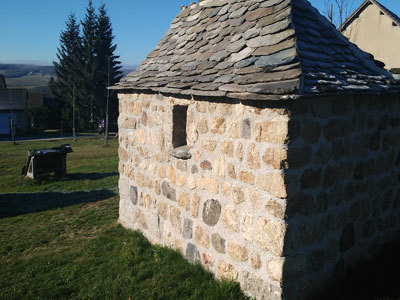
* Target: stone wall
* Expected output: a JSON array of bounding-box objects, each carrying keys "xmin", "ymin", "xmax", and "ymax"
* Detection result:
[
  {"xmin": 117, "ymin": 92, "xmax": 291, "ymax": 299},
  {"xmin": 282, "ymin": 95, "xmax": 400, "ymax": 298},
  {"xmin": 117, "ymin": 92, "xmax": 400, "ymax": 299}
]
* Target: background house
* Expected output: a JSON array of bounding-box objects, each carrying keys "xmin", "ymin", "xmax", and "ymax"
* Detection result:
[
  {"xmin": 0, "ymin": 74, "xmax": 28, "ymax": 135},
  {"xmin": 0, "ymin": 74, "xmax": 6, "ymax": 89},
  {"xmin": 113, "ymin": 0, "xmax": 400, "ymax": 298},
  {"xmin": 340, "ymin": 0, "xmax": 400, "ymax": 71}
]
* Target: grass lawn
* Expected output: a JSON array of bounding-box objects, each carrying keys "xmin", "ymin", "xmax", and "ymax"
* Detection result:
[
  {"xmin": 0, "ymin": 138, "xmax": 247, "ymax": 300},
  {"xmin": 2, "ymin": 138, "xmax": 400, "ymax": 300},
  {"xmin": 0, "ymin": 138, "xmax": 118, "ymax": 193}
]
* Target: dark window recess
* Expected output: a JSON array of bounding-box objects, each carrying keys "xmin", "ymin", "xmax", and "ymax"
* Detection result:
[{"xmin": 172, "ymin": 105, "xmax": 188, "ymax": 148}]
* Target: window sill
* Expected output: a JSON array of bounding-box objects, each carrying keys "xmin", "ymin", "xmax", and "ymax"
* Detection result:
[{"xmin": 171, "ymin": 145, "xmax": 191, "ymax": 160}]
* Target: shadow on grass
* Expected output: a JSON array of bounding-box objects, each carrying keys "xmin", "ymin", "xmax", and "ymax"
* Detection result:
[
  {"xmin": 27, "ymin": 172, "xmax": 119, "ymax": 182},
  {"xmin": 68, "ymin": 172, "xmax": 119, "ymax": 180},
  {"xmin": 67, "ymin": 172, "xmax": 119, "ymax": 180},
  {"xmin": 0, "ymin": 189, "xmax": 116, "ymax": 218}
]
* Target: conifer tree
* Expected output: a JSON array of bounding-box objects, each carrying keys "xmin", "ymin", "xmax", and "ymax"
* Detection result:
[
  {"xmin": 95, "ymin": 4, "xmax": 122, "ymax": 119},
  {"xmin": 50, "ymin": 14, "xmax": 84, "ymax": 130},
  {"xmin": 81, "ymin": 0, "xmax": 98, "ymax": 127},
  {"xmin": 52, "ymin": 1, "xmax": 123, "ymax": 131}
]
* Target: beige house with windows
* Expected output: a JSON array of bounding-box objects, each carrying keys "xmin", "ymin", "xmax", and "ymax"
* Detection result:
[{"xmin": 340, "ymin": 0, "xmax": 400, "ymax": 71}]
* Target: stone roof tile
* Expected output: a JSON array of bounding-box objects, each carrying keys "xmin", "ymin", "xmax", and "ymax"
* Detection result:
[{"xmin": 114, "ymin": 0, "xmax": 399, "ymax": 99}]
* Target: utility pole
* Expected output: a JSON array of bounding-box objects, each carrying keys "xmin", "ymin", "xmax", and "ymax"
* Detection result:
[
  {"xmin": 10, "ymin": 117, "xmax": 16, "ymax": 145},
  {"xmin": 73, "ymin": 79, "xmax": 77, "ymax": 142},
  {"xmin": 8, "ymin": 90, "xmax": 16, "ymax": 145},
  {"xmin": 330, "ymin": 3, "xmax": 333, "ymax": 24},
  {"xmin": 104, "ymin": 56, "xmax": 110, "ymax": 147}
]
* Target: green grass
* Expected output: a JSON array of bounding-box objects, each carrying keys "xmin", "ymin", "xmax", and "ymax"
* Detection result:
[
  {"xmin": 0, "ymin": 138, "xmax": 247, "ymax": 300},
  {"xmin": 0, "ymin": 138, "xmax": 119, "ymax": 193},
  {"xmin": 2, "ymin": 138, "xmax": 400, "ymax": 299}
]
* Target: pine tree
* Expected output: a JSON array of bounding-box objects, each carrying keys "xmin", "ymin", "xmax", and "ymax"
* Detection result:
[
  {"xmin": 52, "ymin": 2, "xmax": 123, "ymax": 131},
  {"xmin": 51, "ymin": 14, "xmax": 84, "ymax": 130},
  {"xmin": 81, "ymin": 0, "xmax": 98, "ymax": 127},
  {"xmin": 95, "ymin": 4, "xmax": 123, "ymax": 120}
]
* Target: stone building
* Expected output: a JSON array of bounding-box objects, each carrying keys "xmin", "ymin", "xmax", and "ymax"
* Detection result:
[
  {"xmin": 112, "ymin": 0, "xmax": 400, "ymax": 298},
  {"xmin": 340, "ymin": 0, "xmax": 400, "ymax": 71}
]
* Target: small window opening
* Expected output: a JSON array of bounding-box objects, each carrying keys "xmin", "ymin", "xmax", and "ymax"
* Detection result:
[
  {"xmin": 380, "ymin": 11, "xmax": 384, "ymax": 15},
  {"xmin": 392, "ymin": 22, "xmax": 398, "ymax": 27},
  {"xmin": 172, "ymin": 105, "xmax": 188, "ymax": 148}
]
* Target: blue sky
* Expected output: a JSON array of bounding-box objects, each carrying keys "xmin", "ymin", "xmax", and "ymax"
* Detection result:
[{"xmin": 0, "ymin": 0, "xmax": 399, "ymax": 67}]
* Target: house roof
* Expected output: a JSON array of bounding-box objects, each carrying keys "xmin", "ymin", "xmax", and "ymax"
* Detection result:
[
  {"xmin": 340, "ymin": 0, "xmax": 400, "ymax": 31},
  {"xmin": 0, "ymin": 89, "xmax": 27, "ymax": 111},
  {"xmin": 0, "ymin": 75, "xmax": 6, "ymax": 89},
  {"xmin": 113, "ymin": 0, "xmax": 399, "ymax": 101}
]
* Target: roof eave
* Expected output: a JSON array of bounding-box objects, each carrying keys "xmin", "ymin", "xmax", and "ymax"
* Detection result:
[
  {"xmin": 109, "ymin": 86, "xmax": 400, "ymax": 102},
  {"xmin": 109, "ymin": 84, "xmax": 303, "ymax": 101},
  {"xmin": 339, "ymin": 0, "xmax": 370, "ymax": 31}
]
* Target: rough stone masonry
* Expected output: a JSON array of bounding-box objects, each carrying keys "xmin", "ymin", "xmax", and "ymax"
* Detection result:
[
  {"xmin": 117, "ymin": 93, "xmax": 400, "ymax": 299},
  {"xmin": 112, "ymin": 0, "xmax": 400, "ymax": 298}
]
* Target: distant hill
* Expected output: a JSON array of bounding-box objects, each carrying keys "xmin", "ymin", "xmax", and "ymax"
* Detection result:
[
  {"xmin": 0, "ymin": 64, "xmax": 55, "ymax": 78},
  {"xmin": 1, "ymin": 63, "xmax": 137, "ymax": 87},
  {"xmin": 5, "ymin": 74, "xmax": 53, "ymax": 88},
  {"xmin": 121, "ymin": 66, "xmax": 137, "ymax": 76}
]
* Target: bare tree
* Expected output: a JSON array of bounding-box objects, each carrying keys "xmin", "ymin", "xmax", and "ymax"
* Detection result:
[{"xmin": 321, "ymin": 0, "xmax": 355, "ymax": 28}]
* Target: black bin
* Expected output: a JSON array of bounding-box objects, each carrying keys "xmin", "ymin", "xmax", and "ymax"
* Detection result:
[{"xmin": 21, "ymin": 144, "xmax": 73, "ymax": 179}]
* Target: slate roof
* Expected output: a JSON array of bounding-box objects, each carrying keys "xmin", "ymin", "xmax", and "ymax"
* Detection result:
[
  {"xmin": 113, "ymin": 0, "xmax": 399, "ymax": 100},
  {"xmin": 0, "ymin": 90, "xmax": 27, "ymax": 111},
  {"xmin": 340, "ymin": 0, "xmax": 400, "ymax": 31}
]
